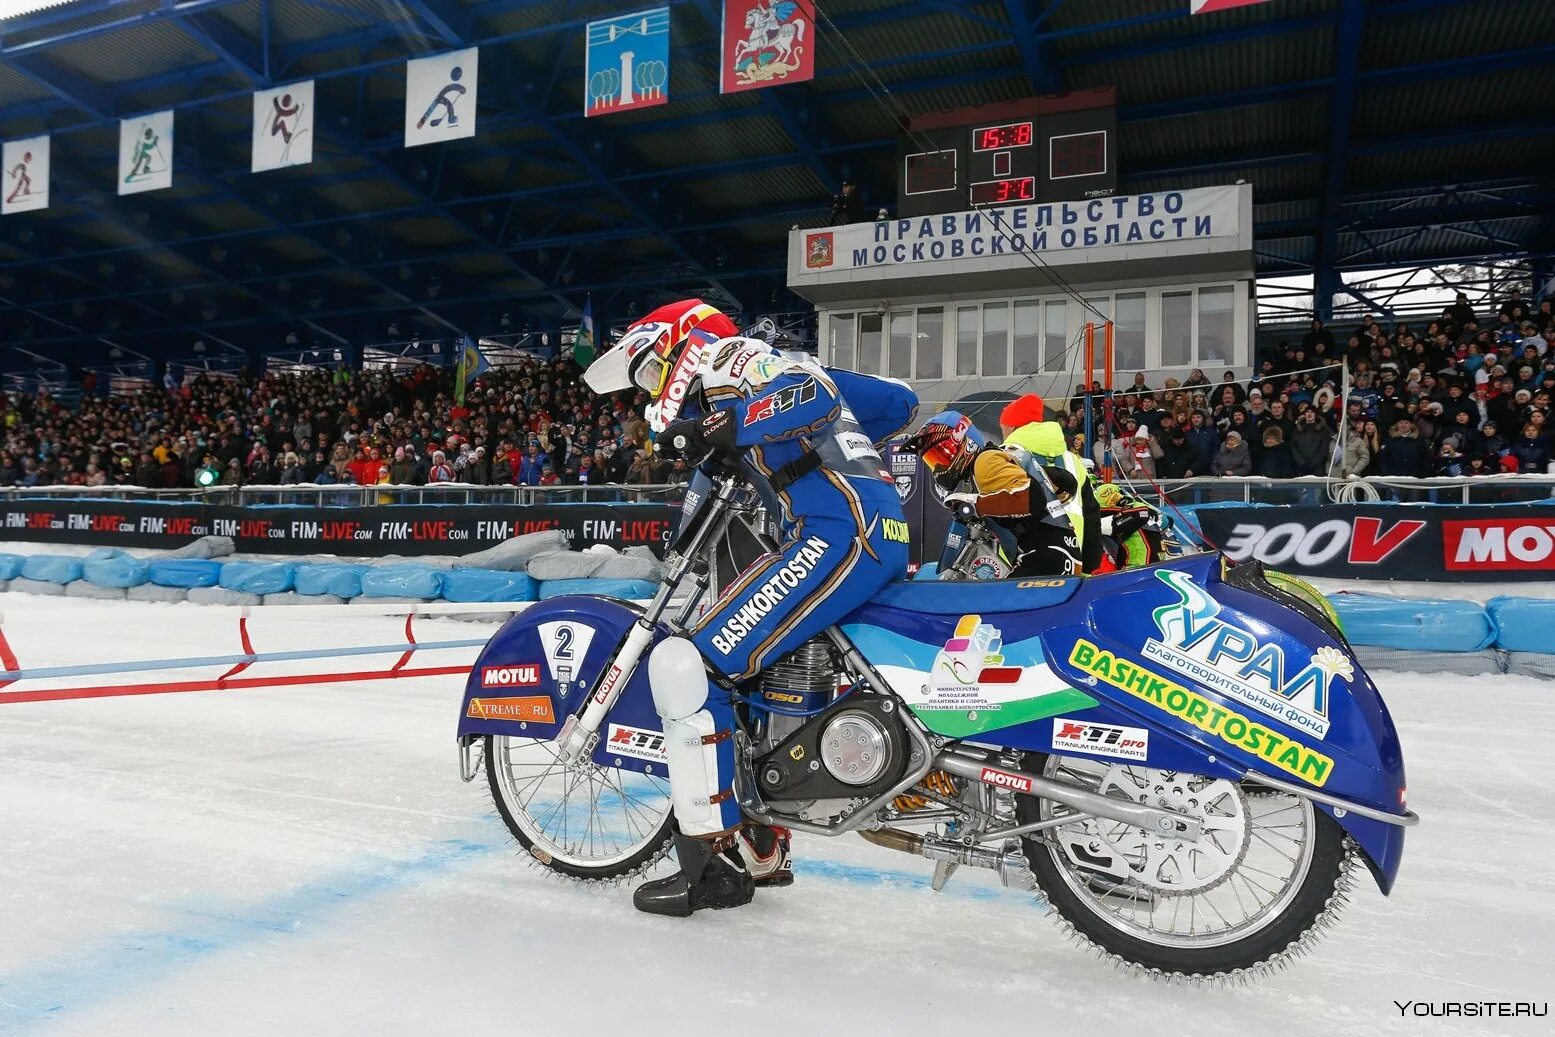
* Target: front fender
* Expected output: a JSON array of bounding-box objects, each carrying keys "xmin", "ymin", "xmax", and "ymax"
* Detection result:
[{"xmin": 457, "ymin": 595, "xmax": 670, "ymax": 776}]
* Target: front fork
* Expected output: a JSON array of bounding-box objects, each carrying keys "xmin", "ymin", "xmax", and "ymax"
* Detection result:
[{"xmin": 554, "ymin": 474, "xmax": 743, "ymax": 764}]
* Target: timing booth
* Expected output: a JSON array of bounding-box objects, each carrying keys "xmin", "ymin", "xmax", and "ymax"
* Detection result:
[{"xmin": 789, "ymin": 92, "xmax": 1257, "ymax": 413}]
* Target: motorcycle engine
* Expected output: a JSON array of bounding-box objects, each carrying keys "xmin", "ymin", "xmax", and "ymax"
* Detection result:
[
  {"xmin": 753, "ymin": 691, "xmax": 910, "ymax": 821},
  {"xmin": 756, "ymin": 636, "xmax": 838, "ymax": 753}
]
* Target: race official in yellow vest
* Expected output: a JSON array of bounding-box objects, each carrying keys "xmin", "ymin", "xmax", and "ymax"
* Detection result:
[{"xmin": 1000, "ymin": 394, "xmax": 1102, "ymax": 573}]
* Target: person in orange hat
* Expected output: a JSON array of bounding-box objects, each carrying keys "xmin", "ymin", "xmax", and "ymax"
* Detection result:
[{"xmin": 999, "ymin": 393, "xmax": 1101, "ymax": 572}]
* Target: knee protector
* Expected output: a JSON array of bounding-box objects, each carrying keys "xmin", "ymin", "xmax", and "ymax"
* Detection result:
[
  {"xmin": 648, "ymin": 636, "xmax": 709, "ymax": 721},
  {"xmin": 649, "ymin": 637, "xmax": 739, "ymax": 836}
]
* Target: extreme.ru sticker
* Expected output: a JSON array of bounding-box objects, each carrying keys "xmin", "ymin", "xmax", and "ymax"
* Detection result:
[{"xmin": 1068, "ymin": 638, "xmax": 1333, "ymax": 787}]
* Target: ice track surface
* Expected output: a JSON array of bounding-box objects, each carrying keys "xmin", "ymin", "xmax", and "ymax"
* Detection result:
[{"xmin": 0, "ymin": 596, "xmax": 1549, "ymax": 1037}]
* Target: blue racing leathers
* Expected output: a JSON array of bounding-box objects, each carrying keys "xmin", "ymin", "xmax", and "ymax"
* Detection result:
[
  {"xmin": 686, "ymin": 340, "xmax": 915, "ymax": 679},
  {"xmin": 655, "ymin": 339, "xmax": 915, "ymax": 834}
]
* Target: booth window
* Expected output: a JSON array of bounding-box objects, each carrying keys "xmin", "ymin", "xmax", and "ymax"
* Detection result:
[
  {"xmin": 829, "ymin": 313, "xmax": 856, "ymax": 371},
  {"xmin": 956, "ymin": 306, "xmax": 978, "ymax": 377},
  {"xmin": 859, "ymin": 313, "xmax": 883, "ymax": 374},
  {"xmin": 1161, "ymin": 291, "xmax": 1192, "ymax": 368},
  {"xmin": 916, "ymin": 307, "xmax": 944, "ymax": 380},
  {"xmin": 1043, "ymin": 301, "xmax": 1067, "ymax": 372},
  {"xmin": 1013, "ymin": 300, "xmax": 1040, "ymax": 375},
  {"xmin": 1115, "ymin": 292, "xmax": 1146, "ymax": 372},
  {"xmin": 1198, "ymin": 286, "xmax": 1234, "ymax": 365},
  {"xmin": 888, "ymin": 312, "xmax": 913, "ymax": 379},
  {"xmin": 982, "ymin": 302, "xmax": 1009, "ymax": 377}
]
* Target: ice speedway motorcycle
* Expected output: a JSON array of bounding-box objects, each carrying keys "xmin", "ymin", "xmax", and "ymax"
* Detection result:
[{"xmin": 456, "ymin": 463, "xmax": 1418, "ymax": 977}]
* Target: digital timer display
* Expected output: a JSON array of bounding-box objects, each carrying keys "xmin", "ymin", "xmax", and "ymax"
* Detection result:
[
  {"xmin": 1049, "ymin": 129, "xmax": 1109, "ymax": 180},
  {"xmin": 903, "ymin": 149, "xmax": 958, "ymax": 195},
  {"xmin": 972, "ymin": 121, "xmax": 1034, "ymax": 152},
  {"xmin": 969, "ymin": 177, "xmax": 1036, "ymax": 206}
]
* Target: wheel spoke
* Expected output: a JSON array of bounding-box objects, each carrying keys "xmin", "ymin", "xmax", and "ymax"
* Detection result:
[
  {"xmin": 489, "ymin": 736, "xmax": 672, "ymax": 871},
  {"xmin": 1039, "ymin": 757, "xmax": 1320, "ymax": 950}
]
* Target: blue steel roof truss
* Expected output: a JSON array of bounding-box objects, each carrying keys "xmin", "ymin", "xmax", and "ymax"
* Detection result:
[{"xmin": 0, "ymin": 0, "xmax": 1549, "ymax": 369}]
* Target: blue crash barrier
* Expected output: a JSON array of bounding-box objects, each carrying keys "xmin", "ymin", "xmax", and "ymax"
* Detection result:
[
  {"xmin": 294, "ymin": 563, "xmax": 371, "ymax": 599},
  {"xmin": 20, "ymin": 555, "xmax": 84, "ymax": 584},
  {"xmin": 82, "ymin": 549, "xmax": 151, "ymax": 589},
  {"xmin": 1485, "ymin": 597, "xmax": 1555, "ymax": 654},
  {"xmin": 9, "ymin": 545, "xmax": 1555, "ymax": 662},
  {"xmin": 218, "ymin": 561, "xmax": 299, "ymax": 595},
  {"xmin": 538, "ymin": 578, "xmax": 658, "ymax": 601},
  {"xmin": 0, "ymin": 554, "xmax": 25, "ymax": 580},
  {"xmin": 148, "ymin": 559, "xmax": 224, "ymax": 588},
  {"xmin": 1329, "ymin": 593, "xmax": 1497, "ymax": 653},
  {"xmin": 440, "ymin": 568, "xmax": 538, "ymax": 603},
  {"xmin": 359, "ymin": 565, "xmax": 445, "ymax": 600}
]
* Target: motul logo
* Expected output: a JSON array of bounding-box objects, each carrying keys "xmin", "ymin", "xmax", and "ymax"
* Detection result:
[
  {"xmin": 1222, "ymin": 517, "xmax": 1425, "ymax": 567},
  {"xmin": 481, "ymin": 664, "xmax": 540, "ymax": 687},
  {"xmin": 978, "ymin": 767, "xmax": 1033, "ymax": 794},
  {"xmin": 1443, "ymin": 520, "xmax": 1555, "ymax": 571}
]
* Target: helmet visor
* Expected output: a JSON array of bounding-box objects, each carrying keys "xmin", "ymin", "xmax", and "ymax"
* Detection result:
[
  {"xmin": 632, "ymin": 351, "xmax": 669, "ymax": 395},
  {"xmin": 919, "ymin": 434, "xmax": 959, "ymax": 473}
]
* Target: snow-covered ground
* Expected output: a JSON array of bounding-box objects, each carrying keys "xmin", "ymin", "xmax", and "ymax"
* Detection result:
[{"xmin": 0, "ymin": 596, "xmax": 1549, "ymax": 1036}]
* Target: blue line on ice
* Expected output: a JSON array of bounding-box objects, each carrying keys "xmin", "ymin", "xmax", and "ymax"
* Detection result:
[
  {"xmin": 0, "ymin": 837, "xmax": 502, "ymax": 1033},
  {"xmin": 0, "ymin": 827, "xmax": 1039, "ymax": 1031}
]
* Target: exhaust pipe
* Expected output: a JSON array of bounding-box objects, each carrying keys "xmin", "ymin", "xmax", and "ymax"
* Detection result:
[
  {"xmin": 934, "ymin": 749, "xmax": 1204, "ymax": 842},
  {"xmin": 860, "ymin": 827, "xmax": 1033, "ymax": 889}
]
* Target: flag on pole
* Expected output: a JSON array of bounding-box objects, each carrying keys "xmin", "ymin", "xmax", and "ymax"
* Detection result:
[
  {"xmin": 455, "ymin": 334, "xmax": 489, "ymax": 405},
  {"xmin": 575, "ymin": 298, "xmax": 597, "ymax": 367}
]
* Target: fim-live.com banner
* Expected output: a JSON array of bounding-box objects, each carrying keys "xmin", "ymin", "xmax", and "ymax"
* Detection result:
[
  {"xmin": 1, "ymin": 501, "xmax": 679, "ymax": 557},
  {"xmin": 1194, "ymin": 504, "xmax": 1555, "ymax": 582}
]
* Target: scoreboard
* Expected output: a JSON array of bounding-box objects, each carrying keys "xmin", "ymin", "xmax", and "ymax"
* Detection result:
[{"xmin": 898, "ymin": 90, "xmax": 1118, "ymax": 219}]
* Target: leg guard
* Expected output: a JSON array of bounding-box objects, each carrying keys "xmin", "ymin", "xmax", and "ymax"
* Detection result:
[{"xmin": 648, "ymin": 637, "xmax": 741, "ymax": 838}]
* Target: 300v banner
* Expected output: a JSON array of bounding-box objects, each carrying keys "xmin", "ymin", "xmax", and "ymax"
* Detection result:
[
  {"xmin": 1195, "ymin": 504, "xmax": 1555, "ymax": 582},
  {"xmin": 0, "ymin": 500, "xmax": 680, "ymax": 557}
]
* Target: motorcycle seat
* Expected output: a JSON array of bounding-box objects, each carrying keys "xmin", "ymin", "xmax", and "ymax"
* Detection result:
[{"xmin": 869, "ymin": 576, "xmax": 1082, "ymax": 615}]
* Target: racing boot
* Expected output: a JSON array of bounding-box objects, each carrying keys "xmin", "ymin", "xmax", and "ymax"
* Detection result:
[
  {"xmin": 739, "ymin": 824, "xmax": 794, "ymax": 888},
  {"xmin": 634, "ymin": 829, "xmax": 754, "ymax": 917}
]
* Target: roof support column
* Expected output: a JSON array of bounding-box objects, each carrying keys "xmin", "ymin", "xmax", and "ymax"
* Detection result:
[{"xmin": 1314, "ymin": 0, "xmax": 1367, "ymax": 316}]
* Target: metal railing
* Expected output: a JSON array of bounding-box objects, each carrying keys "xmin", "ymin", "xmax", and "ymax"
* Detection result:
[
  {"xmin": 1126, "ymin": 475, "xmax": 1555, "ymax": 507},
  {"xmin": 0, "ymin": 482, "xmax": 690, "ymax": 507},
  {"xmin": 3, "ymin": 476, "xmax": 1553, "ymax": 509}
]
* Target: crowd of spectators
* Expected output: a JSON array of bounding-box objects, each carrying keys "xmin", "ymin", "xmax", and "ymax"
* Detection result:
[
  {"xmin": 0, "ymin": 357, "xmax": 690, "ymax": 489},
  {"xmin": 2, "ymin": 287, "xmax": 1552, "ymax": 490},
  {"xmin": 1058, "ymin": 289, "xmax": 1555, "ymax": 481}
]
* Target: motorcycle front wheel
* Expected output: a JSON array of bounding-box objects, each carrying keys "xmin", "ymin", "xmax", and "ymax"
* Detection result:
[
  {"xmin": 484, "ymin": 734, "xmax": 675, "ymax": 881},
  {"xmin": 1018, "ymin": 754, "xmax": 1354, "ymax": 977}
]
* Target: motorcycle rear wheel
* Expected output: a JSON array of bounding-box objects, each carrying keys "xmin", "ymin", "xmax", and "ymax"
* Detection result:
[
  {"xmin": 484, "ymin": 734, "xmax": 675, "ymax": 881},
  {"xmin": 1018, "ymin": 754, "xmax": 1352, "ymax": 977}
]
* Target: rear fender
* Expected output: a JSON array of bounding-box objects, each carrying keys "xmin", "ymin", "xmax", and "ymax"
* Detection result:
[
  {"xmin": 1037, "ymin": 553, "xmax": 1408, "ymax": 891},
  {"xmin": 457, "ymin": 595, "xmax": 670, "ymax": 776}
]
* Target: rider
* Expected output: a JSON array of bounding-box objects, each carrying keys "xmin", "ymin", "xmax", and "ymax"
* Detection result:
[
  {"xmin": 583, "ymin": 299, "xmax": 916, "ymax": 918},
  {"xmin": 905, "ymin": 410, "xmax": 1080, "ymax": 577},
  {"xmin": 1093, "ymin": 481, "xmax": 1166, "ymax": 570},
  {"xmin": 999, "ymin": 394, "xmax": 1101, "ymax": 573}
]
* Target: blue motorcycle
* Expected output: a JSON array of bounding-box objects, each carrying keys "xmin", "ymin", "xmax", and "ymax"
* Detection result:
[{"xmin": 457, "ymin": 470, "xmax": 1417, "ymax": 977}]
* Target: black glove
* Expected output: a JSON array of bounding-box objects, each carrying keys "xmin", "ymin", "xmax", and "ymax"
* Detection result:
[{"xmin": 657, "ymin": 410, "xmax": 735, "ymax": 462}]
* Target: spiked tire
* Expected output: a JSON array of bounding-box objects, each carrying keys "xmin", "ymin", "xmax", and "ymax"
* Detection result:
[
  {"xmin": 1018, "ymin": 763, "xmax": 1353, "ymax": 977},
  {"xmin": 484, "ymin": 734, "xmax": 675, "ymax": 882}
]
